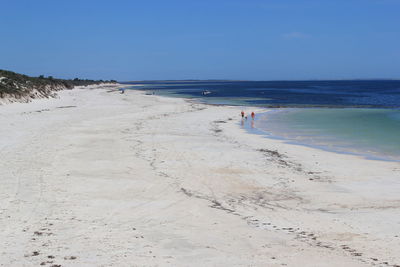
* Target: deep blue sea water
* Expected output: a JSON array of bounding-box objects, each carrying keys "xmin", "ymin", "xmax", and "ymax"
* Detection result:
[
  {"xmin": 125, "ymin": 80, "xmax": 400, "ymax": 161},
  {"xmin": 125, "ymin": 80, "xmax": 400, "ymax": 108}
]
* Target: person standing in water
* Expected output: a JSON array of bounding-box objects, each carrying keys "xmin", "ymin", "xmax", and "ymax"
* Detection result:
[
  {"xmin": 251, "ymin": 112, "xmax": 255, "ymax": 119},
  {"xmin": 241, "ymin": 111, "xmax": 245, "ymax": 118}
]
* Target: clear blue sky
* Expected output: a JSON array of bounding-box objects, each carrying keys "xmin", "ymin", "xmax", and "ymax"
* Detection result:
[{"xmin": 1, "ymin": 0, "xmax": 399, "ymax": 81}]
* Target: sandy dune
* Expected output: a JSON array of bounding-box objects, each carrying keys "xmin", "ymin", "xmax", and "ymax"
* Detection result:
[{"xmin": 1, "ymin": 86, "xmax": 400, "ymax": 267}]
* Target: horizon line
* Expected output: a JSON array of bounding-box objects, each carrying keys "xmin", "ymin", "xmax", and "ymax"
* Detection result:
[{"xmin": 120, "ymin": 78, "xmax": 400, "ymax": 83}]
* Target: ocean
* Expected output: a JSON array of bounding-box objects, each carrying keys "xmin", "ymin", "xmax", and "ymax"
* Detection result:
[{"xmin": 124, "ymin": 80, "xmax": 400, "ymax": 161}]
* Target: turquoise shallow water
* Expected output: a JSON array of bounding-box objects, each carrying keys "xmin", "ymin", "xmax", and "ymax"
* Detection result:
[{"xmin": 255, "ymin": 108, "xmax": 400, "ymax": 161}]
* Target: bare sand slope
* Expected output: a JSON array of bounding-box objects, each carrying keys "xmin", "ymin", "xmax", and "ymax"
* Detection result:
[{"xmin": 1, "ymin": 87, "xmax": 400, "ymax": 267}]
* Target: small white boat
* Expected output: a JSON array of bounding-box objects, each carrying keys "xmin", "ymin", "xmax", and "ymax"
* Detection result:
[{"xmin": 202, "ymin": 90, "xmax": 211, "ymax": 95}]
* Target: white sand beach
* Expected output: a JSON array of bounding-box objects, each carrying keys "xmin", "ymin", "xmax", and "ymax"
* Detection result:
[{"xmin": 1, "ymin": 85, "xmax": 400, "ymax": 267}]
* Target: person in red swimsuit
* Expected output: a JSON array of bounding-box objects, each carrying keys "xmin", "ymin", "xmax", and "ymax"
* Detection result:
[{"xmin": 251, "ymin": 112, "xmax": 255, "ymax": 119}]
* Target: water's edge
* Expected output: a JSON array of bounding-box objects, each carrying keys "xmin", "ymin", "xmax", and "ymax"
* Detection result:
[{"xmin": 126, "ymin": 85, "xmax": 400, "ymax": 162}]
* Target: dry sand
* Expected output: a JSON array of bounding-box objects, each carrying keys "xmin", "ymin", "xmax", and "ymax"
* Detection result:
[{"xmin": 1, "ymin": 85, "xmax": 400, "ymax": 267}]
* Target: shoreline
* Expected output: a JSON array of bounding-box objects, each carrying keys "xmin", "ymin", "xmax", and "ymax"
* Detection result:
[
  {"xmin": 1, "ymin": 86, "xmax": 399, "ymax": 266},
  {"xmin": 131, "ymin": 86, "xmax": 400, "ymax": 164}
]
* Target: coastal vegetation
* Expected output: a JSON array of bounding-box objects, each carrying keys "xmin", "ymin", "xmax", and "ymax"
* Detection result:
[{"xmin": 0, "ymin": 69, "xmax": 117, "ymax": 100}]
